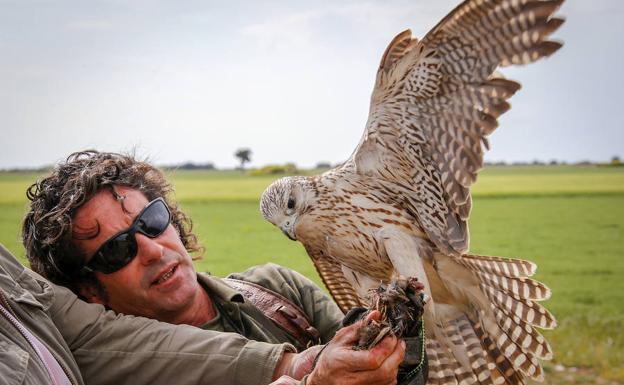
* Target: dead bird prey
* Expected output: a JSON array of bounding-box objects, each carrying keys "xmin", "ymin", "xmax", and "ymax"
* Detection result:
[
  {"xmin": 261, "ymin": 1, "xmax": 564, "ymax": 384},
  {"xmin": 349, "ymin": 277, "xmax": 426, "ymax": 350},
  {"xmin": 344, "ymin": 277, "xmax": 428, "ymax": 385}
]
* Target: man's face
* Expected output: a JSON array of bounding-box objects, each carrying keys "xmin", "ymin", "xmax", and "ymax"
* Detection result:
[{"xmin": 73, "ymin": 186, "xmax": 200, "ymax": 321}]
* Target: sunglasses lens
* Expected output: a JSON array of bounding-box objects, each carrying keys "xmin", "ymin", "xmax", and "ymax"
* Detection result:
[
  {"xmin": 85, "ymin": 198, "xmax": 171, "ymax": 274},
  {"xmin": 138, "ymin": 200, "xmax": 170, "ymax": 237},
  {"xmin": 90, "ymin": 233, "xmax": 137, "ymax": 273}
]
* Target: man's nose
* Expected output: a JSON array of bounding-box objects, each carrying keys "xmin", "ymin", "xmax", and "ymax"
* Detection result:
[{"xmin": 134, "ymin": 233, "xmax": 164, "ymax": 264}]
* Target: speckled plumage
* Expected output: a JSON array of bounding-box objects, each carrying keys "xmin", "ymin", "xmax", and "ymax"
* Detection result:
[{"xmin": 260, "ymin": 1, "xmax": 564, "ymax": 384}]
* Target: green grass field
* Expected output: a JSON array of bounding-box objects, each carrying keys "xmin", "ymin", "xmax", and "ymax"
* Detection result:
[{"xmin": 1, "ymin": 165, "xmax": 623, "ymax": 383}]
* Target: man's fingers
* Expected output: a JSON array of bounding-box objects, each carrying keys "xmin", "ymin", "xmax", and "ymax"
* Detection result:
[
  {"xmin": 309, "ymin": 331, "xmax": 405, "ymax": 385},
  {"xmin": 331, "ymin": 317, "xmax": 367, "ymax": 345},
  {"xmin": 364, "ymin": 310, "xmax": 382, "ymax": 322},
  {"xmin": 361, "ymin": 339, "xmax": 405, "ymax": 385},
  {"xmin": 343, "ymin": 335, "xmax": 400, "ymax": 371},
  {"xmin": 366, "ymin": 335, "xmax": 400, "ymax": 367},
  {"xmin": 269, "ymin": 375, "xmax": 300, "ymax": 385},
  {"xmin": 329, "ymin": 319, "xmax": 402, "ymax": 369},
  {"xmin": 379, "ymin": 339, "xmax": 405, "ymax": 376},
  {"xmin": 333, "ymin": 309, "xmax": 384, "ymax": 346}
]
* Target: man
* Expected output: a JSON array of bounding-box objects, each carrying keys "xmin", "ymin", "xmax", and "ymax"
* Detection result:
[
  {"xmin": 20, "ymin": 150, "xmax": 405, "ymax": 384},
  {"xmin": 0, "ymin": 243, "xmax": 401, "ymax": 385}
]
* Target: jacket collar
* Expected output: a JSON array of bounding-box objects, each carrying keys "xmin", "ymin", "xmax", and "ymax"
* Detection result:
[
  {"xmin": 0, "ymin": 244, "xmax": 53, "ymax": 311},
  {"xmin": 196, "ymin": 273, "xmax": 244, "ymax": 303}
]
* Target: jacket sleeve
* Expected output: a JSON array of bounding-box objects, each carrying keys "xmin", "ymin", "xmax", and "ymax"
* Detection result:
[
  {"xmin": 48, "ymin": 281, "xmax": 295, "ymax": 385},
  {"xmin": 228, "ymin": 264, "xmax": 344, "ymax": 344}
]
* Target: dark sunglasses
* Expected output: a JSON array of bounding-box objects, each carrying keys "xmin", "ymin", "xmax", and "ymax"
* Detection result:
[{"xmin": 83, "ymin": 197, "xmax": 172, "ymax": 274}]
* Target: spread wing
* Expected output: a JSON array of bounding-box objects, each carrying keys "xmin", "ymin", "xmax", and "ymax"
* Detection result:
[
  {"xmin": 346, "ymin": 0, "xmax": 564, "ymax": 254},
  {"xmin": 307, "ymin": 248, "xmax": 364, "ymax": 313}
]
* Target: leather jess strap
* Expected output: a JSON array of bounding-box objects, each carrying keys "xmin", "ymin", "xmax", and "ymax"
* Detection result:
[{"xmin": 224, "ymin": 278, "xmax": 321, "ymax": 347}]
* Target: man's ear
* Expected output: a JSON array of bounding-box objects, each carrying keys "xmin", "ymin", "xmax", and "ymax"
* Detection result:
[{"xmin": 78, "ymin": 283, "xmax": 106, "ymax": 305}]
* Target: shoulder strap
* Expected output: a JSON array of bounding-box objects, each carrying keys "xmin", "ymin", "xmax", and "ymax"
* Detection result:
[
  {"xmin": 0, "ymin": 292, "xmax": 72, "ymax": 385},
  {"xmin": 224, "ymin": 278, "xmax": 321, "ymax": 347}
]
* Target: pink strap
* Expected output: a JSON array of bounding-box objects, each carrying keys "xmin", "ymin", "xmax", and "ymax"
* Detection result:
[{"xmin": 0, "ymin": 302, "xmax": 72, "ymax": 385}]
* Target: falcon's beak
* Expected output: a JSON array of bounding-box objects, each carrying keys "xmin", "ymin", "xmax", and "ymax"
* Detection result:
[
  {"xmin": 282, "ymin": 229, "xmax": 297, "ymax": 241},
  {"xmin": 280, "ymin": 221, "xmax": 297, "ymax": 241}
]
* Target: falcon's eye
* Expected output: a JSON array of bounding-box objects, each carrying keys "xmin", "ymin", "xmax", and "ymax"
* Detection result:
[{"xmin": 287, "ymin": 198, "xmax": 295, "ymax": 210}]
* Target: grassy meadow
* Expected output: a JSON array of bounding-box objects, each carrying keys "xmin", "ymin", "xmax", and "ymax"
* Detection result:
[{"xmin": 0, "ymin": 165, "xmax": 623, "ymax": 383}]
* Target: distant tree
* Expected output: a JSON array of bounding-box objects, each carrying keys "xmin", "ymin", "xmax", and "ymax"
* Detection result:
[
  {"xmin": 485, "ymin": 161, "xmax": 507, "ymax": 167},
  {"xmin": 178, "ymin": 162, "xmax": 215, "ymax": 170},
  {"xmin": 284, "ymin": 163, "xmax": 297, "ymax": 173},
  {"xmin": 315, "ymin": 161, "xmax": 331, "ymax": 169},
  {"xmin": 235, "ymin": 148, "xmax": 252, "ymax": 170},
  {"xmin": 248, "ymin": 163, "xmax": 298, "ymax": 176},
  {"xmin": 612, "ymin": 156, "xmax": 622, "ymax": 166}
]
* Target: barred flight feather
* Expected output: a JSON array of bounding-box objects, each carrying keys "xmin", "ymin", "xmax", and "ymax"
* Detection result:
[
  {"xmin": 428, "ymin": 338, "xmax": 465, "ymax": 385},
  {"xmin": 471, "ymin": 320, "xmax": 526, "ymax": 385},
  {"xmin": 456, "ymin": 255, "xmax": 536, "ymax": 277},
  {"xmin": 474, "ymin": 271, "xmax": 551, "ymax": 300},
  {"xmin": 429, "ymin": 121, "xmax": 481, "ymax": 185},
  {"xmin": 435, "ymin": 111, "xmax": 487, "ymax": 151},
  {"xmin": 431, "ymin": 152, "xmax": 471, "ymax": 217},
  {"xmin": 426, "ymin": 340, "xmax": 447, "ymax": 384},
  {"xmin": 499, "ymin": 40, "xmax": 562, "ymax": 66},
  {"xmin": 525, "ymin": 0, "xmax": 565, "ymax": 21},
  {"xmin": 481, "ymin": 284, "xmax": 556, "ymax": 329},
  {"xmin": 483, "ymin": 100, "xmax": 511, "ymax": 118},
  {"xmin": 379, "ymin": 29, "xmax": 417, "ymax": 71},
  {"xmin": 452, "ymin": 316, "xmax": 493, "ymax": 384},
  {"xmin": 492, "ymin": 307, "xmax": 553, "ymax": 360},
  {"xmin": 472, "ymin": 16, "xmax": 562, "ymax": 57},
  {"xmin": 447, "ymin": 81, "xmax": 521, "ymax": 111},
  {"xmin": 308, "ymin": 252, "xmax": 364, "ymax": 313},
  {"xmin": 477, "ymin": 310, "xmax": 543, "ymax": 381}
]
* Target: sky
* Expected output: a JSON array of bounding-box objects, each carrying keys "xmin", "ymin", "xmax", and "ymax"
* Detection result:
[{"xmin": 1, "ymin": 0, "xmax": 622, "ymax": 169}]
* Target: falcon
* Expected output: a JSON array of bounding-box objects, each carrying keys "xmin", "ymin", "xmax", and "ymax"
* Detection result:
[{"xmin": 260, "ymin": 1, "xmax": 563, "ymax": 384}]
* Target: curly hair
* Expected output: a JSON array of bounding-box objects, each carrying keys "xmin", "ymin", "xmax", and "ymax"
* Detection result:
[{"xmin": 22, "ymin": 150, "xmax": 202, "ymax": 294}]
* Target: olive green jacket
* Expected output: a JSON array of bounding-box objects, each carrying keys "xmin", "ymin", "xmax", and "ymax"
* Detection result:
[
  {"xmin": 0, "ymin": 244, "xmax": 294, "ymax": 385},
  {"xmin": 199, "ymin": 264, "xmax": 344, "ymax": 351}
]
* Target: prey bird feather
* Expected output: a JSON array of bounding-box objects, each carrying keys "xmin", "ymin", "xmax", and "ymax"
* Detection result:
[{"xmin": 260, "ymin": 1, "xmax": 564, "ymax": 384}]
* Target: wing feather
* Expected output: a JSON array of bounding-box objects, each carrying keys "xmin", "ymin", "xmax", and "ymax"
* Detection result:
[
  {"xmin": 346, "ymin": 0, "xmax": 564, "ymax": 254},
  {"xmin": 432, "ymin": 253, "xmax": 555, "ymax": 383},
  {"xmin": 308, "ymin": 251, "xmax": 364, "ymax": 314},
  {"xmin": 379, "ymin": 29, "xmax": 419, "ymax": 71}
]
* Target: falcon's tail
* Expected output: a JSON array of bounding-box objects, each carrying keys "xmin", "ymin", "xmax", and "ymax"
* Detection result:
[{"xmin": 426, "ymin": 253, "xmax": 555, "ymax": 385}]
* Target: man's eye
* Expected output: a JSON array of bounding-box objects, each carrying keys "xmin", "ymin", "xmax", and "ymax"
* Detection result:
[{"xmin": 287, "ymin": 198, "xmax": 295, "ymax": 210}]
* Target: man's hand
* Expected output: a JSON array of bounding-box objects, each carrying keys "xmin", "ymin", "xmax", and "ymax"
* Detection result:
[
  {"xmin": 281, "ymin": 344, "xmax": 325, "ymax": 380},
  {"xmin": 308, "ymin": 310, "xmax": 405, "ymax": 385},
  {"xmin": 274, "ymin": 310, "xmax": 405, "ymax": 385},
  {"xmin": 270, "ymin": 375, "xmax": 300, "ymax": 385}
]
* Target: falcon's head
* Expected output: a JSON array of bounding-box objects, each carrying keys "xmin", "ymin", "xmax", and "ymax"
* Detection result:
[{"xmin": 260, "ymin": 176, "xmax": 314, "ymax": 241}]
